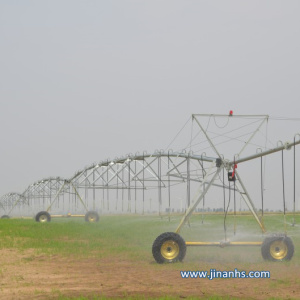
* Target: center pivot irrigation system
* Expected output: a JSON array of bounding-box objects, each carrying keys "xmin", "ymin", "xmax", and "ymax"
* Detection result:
[
  {"xmin": 152, "ymin": 113, "xmax": 300, "ymax": 263},
  {"xmin": 1, "ymin": 112, "xmax": 299, "ymax": 263}
]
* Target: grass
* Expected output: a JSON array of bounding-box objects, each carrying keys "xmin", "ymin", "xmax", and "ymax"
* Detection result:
[
  {"xmin": 1, "ymin": 213, "xmax": 300, "ymax": 299},
  {"xmin": 1, "ymin": 213, "xmax": 300, "ymax": 262},
  {"xmin": 0, "ymin": 214, "xmax": 181, "ymax": 261}
]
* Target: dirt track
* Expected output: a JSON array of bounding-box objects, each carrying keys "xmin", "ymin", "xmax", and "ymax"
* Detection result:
[{"xmin": 0, "ymin": 249, "xmax": 299, "ymax": 299}]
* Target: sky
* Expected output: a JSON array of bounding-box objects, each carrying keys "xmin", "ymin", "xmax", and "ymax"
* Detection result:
[{"xmin": 1, "ymin": 0, "xmax": 300, "ymax": 206}]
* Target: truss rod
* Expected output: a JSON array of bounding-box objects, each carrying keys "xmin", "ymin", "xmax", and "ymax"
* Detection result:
[
  {"xmin": 234, "ymin": 171, "xmax": 266, "ymax": 232},
  {"xmin": 192, "ymin": 114, "xmax": 269, "ymax": 118},
  {"xmin": 175, "ymin": 161, "xmax": 221, "ymax": 233},
  {"xmin": 193, "ymin": 116, "xmax": 223, "ymax": 159}
]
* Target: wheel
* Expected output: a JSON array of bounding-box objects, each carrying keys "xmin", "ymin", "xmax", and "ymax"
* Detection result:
[
  {"xmin": 35, "ymin": 211, "xmax": 51, "ymax": 223},
  {"xmin": 85, "ymin": 211, "xmax": 99, "ymax": 222},
  {"xmin": 152, "ymin": 232, "xmax": 186, "ymax": 264},
  {"xmin": 1, "ymin": 215, "xmax": 10, "ymax": 219},
  {"xmin": 261, "ymin": 234, "xmax": 294, "ymax": 261}
]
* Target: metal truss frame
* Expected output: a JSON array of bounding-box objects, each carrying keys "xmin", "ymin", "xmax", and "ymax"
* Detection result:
[
  {"xmin": 175, "ymin": 114, "xmax": 300, "ymax": 235},
  {"xmin": 1, "ymin": 114, "xmax": 299, "ymax": 224}
]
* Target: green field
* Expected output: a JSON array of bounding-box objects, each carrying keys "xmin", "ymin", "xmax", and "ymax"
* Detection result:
[
  {"xmin": 1, "ymin": 214, "xmax": 299, "ymax": 261},
  {"xmin": 1, "ymin": 213, "xmax": 300, "ymax": 299}
]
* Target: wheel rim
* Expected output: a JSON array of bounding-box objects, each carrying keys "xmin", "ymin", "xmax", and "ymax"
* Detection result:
[
  {"xmin": 161, "ymin": 240, "xmax": 180, "ymax": 260},
  {"xmin": 39, "ymin": 214, "xmax": 48, "ymax": 223},
  {"xmin": 270, "ymin": 240, "xmax": 288, "ymax": 260},
  {"xmin": 88, "ymin": 214, "xmax": 96, "ymax": 222}
]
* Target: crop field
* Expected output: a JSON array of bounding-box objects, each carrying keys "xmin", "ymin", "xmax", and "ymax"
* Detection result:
[{"xmin": 0, "ymin": 213, "xmax": 300, "ymax": 299}]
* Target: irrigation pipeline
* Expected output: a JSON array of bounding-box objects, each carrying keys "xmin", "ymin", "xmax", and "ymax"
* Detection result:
[
  {"xmin": 232, "ymin": 138, "xmax": 300, "ymax": 165},
  {"xmin": 1, "ymin": 152, "xmax": 217, "ymax": 216},
  {"xmin": 1, "ymin": 134, "xmax": 300, "ymax": 219}
]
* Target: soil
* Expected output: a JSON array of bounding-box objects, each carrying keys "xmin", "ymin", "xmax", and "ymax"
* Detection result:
[{"xmin": 0, "ymin": 249, "xmax": 299, "ymax": 299}]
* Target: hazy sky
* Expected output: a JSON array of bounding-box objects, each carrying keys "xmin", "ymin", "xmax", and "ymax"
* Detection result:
[{"xmin": 1, "ymin": 1, "xmax": 300, "ymax": 198}]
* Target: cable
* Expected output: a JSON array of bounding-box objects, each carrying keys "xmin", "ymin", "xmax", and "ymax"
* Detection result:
[
  {"xmin": 201, "ymin": 160, "xmax": 206, "ymax": 224},
  {"xmin": 233, "ymin": 164, "xmax": 236, "ymax": 236},
  {"xmin": 189, "ymin": 117, "xmax": 194, "ymax": 152},
  {"xmin": 164, "ymin": 116, "xmax": 191, "ymax": 150},
  {"xmin": 281, "ymin": 150, "xmax": 287, "ymax": 233},
  {"xmin": 189, "ymin": 127, "xmax": 270, "ymax": 154},
  {"xmin": 293, "ymin": 136, "xmax": 296, "ymax": 226},
  {"xmin": 260, "ymin": 155, "xmax": 265, "ymax": 234},
  {"xmin": 261, "ymin": 155, "xmax": 264, "ymax": 218},
  {"xmin": 269, "ymin": 116, "xmax": 300, "ymax": 121},
  {"xmin": 224, "ymin": 182, "xmax": 231, "ymax": 242},
  {"xmin": 213, "ymin": 115, "xmax": 230, "ymax": 128}
]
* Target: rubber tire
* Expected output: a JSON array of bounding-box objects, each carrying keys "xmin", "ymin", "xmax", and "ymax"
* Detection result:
[
  {"xmin": 85, "ymin": 211, "xmax": 99, "ymax": 222},
  {"xmin": 35, "ymin": 211, "xmax": 51, "ymax": 223},
  {"xmin": 1, "ymin": 215, "xmax": 10, "ymax": 219},
  {"xmin": 261, "ymin": 234, "xmax": 294, "ymax": 261},
  {"xmin": 152, "ymin": 232, "xmax": 186, "ymax": 264}
]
